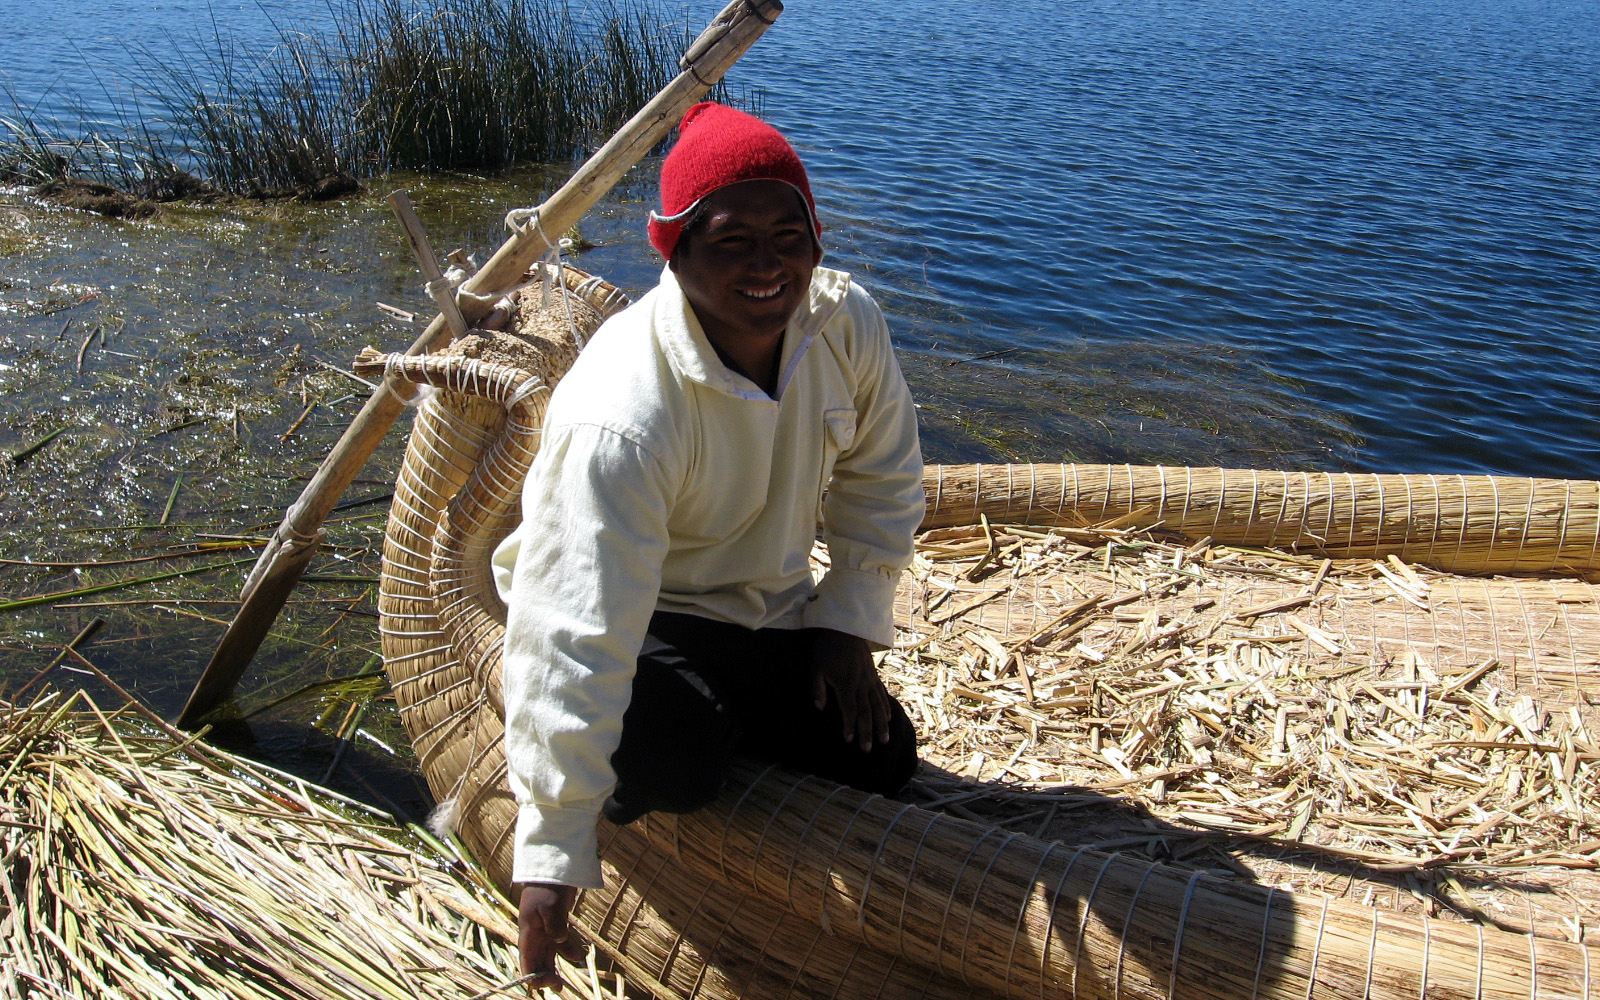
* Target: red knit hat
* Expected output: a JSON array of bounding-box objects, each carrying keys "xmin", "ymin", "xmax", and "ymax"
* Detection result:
[{"xmin": 648, "ymin": 102, "xmax": 823, "ymax": 262}]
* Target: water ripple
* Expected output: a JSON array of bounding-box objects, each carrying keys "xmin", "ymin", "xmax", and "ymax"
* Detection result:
[{"xmin": 4, "ymin": 0, "xmax": 1598, "ymax": 474}]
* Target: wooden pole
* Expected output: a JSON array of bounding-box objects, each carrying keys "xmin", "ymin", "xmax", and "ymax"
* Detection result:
[
  {"xmin": 176, "ymin": 0, "xmax": 784, "ymax": 728},
  {"xmin": 387, "ymin": 190, "xmax": 471, "ymax": 341}
]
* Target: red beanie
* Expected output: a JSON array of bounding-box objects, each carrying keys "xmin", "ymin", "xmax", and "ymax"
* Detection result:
[{"xmin": 648, "ymin": 102, "xmax": 823, "ymax": 262}]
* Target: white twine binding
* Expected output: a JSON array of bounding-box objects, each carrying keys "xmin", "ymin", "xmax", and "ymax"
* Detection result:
[
  {"xmin": 383, "ymin": 354, "xmax": 438, "ymax": 408},
  {"xmin": 427, "ymin": 268, "xmax": 497, "ymax": 317},
  {"xmin": 504, "ymin": 203, "xmax": 546, "ymax": 237},
  {"xmin": 503, "ymin": 204, "xmax": 590, "ymax": 347},
  {"xmin": 505, "ymin": 378, "xmax": 550, "ymax": 411},
  {"xmin": 542, "ymin": 241, "xmax": 587, "ymax": 351},
  {"xmin": 239, "ymin": 521, "xmax": 325, "ymax": 600}
]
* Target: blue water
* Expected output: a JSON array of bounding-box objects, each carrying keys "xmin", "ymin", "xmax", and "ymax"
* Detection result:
[{"xmin": 5, "ymin": 0, "xmax": 1599, "ymax": 476}]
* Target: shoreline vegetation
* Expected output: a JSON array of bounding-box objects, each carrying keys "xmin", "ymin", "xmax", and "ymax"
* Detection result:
[{"xmin": 0, "ymin": 0, "xmax": 728, "ymax": 216}]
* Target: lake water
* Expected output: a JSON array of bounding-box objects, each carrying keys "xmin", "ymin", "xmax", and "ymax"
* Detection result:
[{"xmin": 4, "ymin": 0, "xmax": 1600, "ymax": 476}]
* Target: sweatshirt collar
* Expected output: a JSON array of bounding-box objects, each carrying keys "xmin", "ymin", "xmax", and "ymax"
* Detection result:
[{"xmin": 654, "ymin": 265, "xmax": 853, "ymax": 402}]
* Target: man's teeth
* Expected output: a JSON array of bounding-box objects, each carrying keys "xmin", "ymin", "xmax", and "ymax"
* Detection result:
[{"xmin": 741, "ymin": 286, "xmax": 782, "ymax": 299}]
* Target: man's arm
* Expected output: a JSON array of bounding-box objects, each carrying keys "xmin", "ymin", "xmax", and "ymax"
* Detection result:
[
  {"xmin": 802, "ymin": 286, "xmax": 924, "ymax": 741},
  {"xmin": 499, "ymin": 420, "xmax": 674, "ymax": 979},
  {"xmin": 516, "ymin": 883, "xmax": 584, "ymax": 990}
]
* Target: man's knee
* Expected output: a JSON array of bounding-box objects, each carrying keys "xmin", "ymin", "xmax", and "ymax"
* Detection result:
[
  {"xmin": 809, "ymin": 698, "xmax": 919, "ymax": 797},
  {"xmin": 603, "ymin": 766, "xmax": 726, "ymax": 825},
  {"xmin": 855, "ymin": 705, "xmax": 920, "ymax": 795},
  {"xmin": 607, "ymin": 652, "xmax": 738, "ymax": 825}
]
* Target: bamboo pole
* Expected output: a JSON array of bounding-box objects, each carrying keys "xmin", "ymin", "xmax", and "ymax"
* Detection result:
[{"xmin": 176, "ymin": 0, "xmax": 784, "ymax": 728}]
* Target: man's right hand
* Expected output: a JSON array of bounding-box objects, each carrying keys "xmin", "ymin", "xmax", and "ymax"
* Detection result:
[
  {"xmin": 810, "ymin": 628, "xmax": 893, "ymax": 751},
  {"xmin": 517, "ymin": 882, "xmax": 586, "ymax": 991}
]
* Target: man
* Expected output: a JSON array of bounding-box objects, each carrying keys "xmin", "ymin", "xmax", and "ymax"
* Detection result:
[{"xmin": 491, "ymin": 102, "xmax": 926, "ymax": 987}]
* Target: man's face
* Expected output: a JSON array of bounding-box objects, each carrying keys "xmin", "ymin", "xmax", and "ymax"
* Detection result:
[{"xmin": 670, "ymin": 179, "xmax": 816, "ymax": 346}]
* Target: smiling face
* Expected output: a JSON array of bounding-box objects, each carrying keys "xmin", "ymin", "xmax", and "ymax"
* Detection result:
[{"xmin": 669, "ymin": 179, "xmax": 817, "ymax": 351}]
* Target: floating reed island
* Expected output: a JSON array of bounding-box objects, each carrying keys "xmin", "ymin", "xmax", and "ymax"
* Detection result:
[{"xmin": 361, "ymin": 260, "xmax": 1600, "ymax": 1000}]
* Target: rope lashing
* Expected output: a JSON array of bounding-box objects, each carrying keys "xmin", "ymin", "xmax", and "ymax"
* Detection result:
[
  {"xmin": 504, "ymin": 203, "xmax": 554, "ymax": 241},
  {"xmin": 505, "ymin": 377, "xmax": 551, "ymax": 412},
  {"xmin": 500, "ymin": 200, "xmax": 588, "ymax": 348},
  {"xmin": 541, "ymin": 242, "xmax": 586, "ymax": 350},
  {"xmin": 238, "ymin": 520, "xmax": 326, "ymax": 602},
  {"xmin": 426, "ymin": 266, "xmax": 499, "ymax": 318}
]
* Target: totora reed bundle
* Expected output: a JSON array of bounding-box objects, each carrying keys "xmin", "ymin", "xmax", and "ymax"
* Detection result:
[
  {"xmin": 0, "ymin": 686, "xmax": 641, "ymax": 1000},
  {"xmin": 921, "ymin": 463, "xmax": 1600, "ymax": 578},
  {"xmin": 366, "ymin": 261, "xmax": 1600, "ymax": 999}
]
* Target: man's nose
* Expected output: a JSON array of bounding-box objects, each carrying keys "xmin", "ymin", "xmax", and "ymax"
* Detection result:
[{"xmin": 747, "ymin": 237, "xmax": 783, "ymax": 275}]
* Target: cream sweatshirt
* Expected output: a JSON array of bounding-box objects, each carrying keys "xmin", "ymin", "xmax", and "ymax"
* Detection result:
[{"xmin": 491, "ymin": 265, "xmax": 924, "ymax": 888}]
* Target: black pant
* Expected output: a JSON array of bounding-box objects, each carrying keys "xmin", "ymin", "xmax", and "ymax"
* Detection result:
[{"xmin": 602, "ymin": 611, "xmax": 920, "ymax": 825}]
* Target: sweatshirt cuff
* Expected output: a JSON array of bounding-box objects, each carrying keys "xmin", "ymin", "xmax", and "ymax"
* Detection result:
[
  {"xmin": 511, "ymin": 803, "xmax": 605, "ymax": 888},
  {"xmin": 803, "ymin": 566, "xmax": 900, "ymax": 650}
]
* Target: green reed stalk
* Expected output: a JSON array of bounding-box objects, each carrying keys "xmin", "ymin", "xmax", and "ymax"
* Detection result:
[
  {"xmin": 2, "ymin": 0, "xmax": 723, "ymax": 196},
  {"xmin": 0, "ymin": 555, "xmax": 257, "ymax": 613}
]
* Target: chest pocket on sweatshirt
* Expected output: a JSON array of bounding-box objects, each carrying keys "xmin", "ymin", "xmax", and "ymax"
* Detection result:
[
  {"xmin": 824, "ymin": 408, "xmax": 857, "ymax": 453},
  {"xmin": 818, "ymin": 407, "xmax": 857, "ymax": 511}
]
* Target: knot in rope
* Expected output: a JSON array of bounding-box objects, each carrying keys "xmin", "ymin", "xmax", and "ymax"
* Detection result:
[{"xmin": 427, "ymin": 264, "xmax": 497, "ymax": 318}]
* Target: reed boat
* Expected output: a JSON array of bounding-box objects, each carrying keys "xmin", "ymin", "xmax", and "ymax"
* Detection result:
[{"xmin": 360, "ymin": 262, "xmax": 1600, "ymax": 1000}]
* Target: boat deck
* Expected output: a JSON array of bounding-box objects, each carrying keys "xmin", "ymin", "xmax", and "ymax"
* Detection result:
[{"xmin": 883, "ymin": 522, "xmax": 1600, "ymax": 937}]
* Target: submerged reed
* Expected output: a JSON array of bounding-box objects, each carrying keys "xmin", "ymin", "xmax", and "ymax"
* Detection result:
[{"xmin": 1, "ymin": 0, "xmax": 723, "ymax": 198}]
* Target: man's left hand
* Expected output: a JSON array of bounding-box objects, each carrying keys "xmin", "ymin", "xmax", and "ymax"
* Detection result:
[{"xmin": 810, "ymin": 629, "xmax": 892, "ymax": 752}]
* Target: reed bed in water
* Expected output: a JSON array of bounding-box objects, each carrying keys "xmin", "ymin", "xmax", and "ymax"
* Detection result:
[
  {"xmin": 0, "ymin": 686, "xmax": 626, "ymax": 1000},
  {"xmin": 1, "ymin": 0, "xmax": 721, "ymax": 197}
]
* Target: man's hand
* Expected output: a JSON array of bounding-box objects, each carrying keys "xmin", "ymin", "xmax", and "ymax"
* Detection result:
[
  {"xmin": 517, "ymin": 882, "xmax": 586, "ymax": 991},
  {"xmin": 810, "ymin": 628, "xmax": 892, "ymax": 752}
]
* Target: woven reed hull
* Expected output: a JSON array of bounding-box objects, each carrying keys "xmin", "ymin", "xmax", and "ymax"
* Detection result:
[
  {"xmin": 922, "ymin": 463, "xmax": 1600, "ymax": 578},
  {"xmin": 375, "ymin": 286, "xmax": 1600, "ymax": 1000},
  {"xmin": 634, "ymin": 763, "xmax": 1597, "ymax": 1000}
]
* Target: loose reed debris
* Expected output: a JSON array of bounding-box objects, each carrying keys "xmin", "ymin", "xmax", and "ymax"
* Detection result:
[
  {"xmin": 0, "ymin": 688, "xmax": 628, "ymax": 1000},
  {"xmin": 883, "ymin": 520, "xmax": 1600, "ymax": 938}
]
